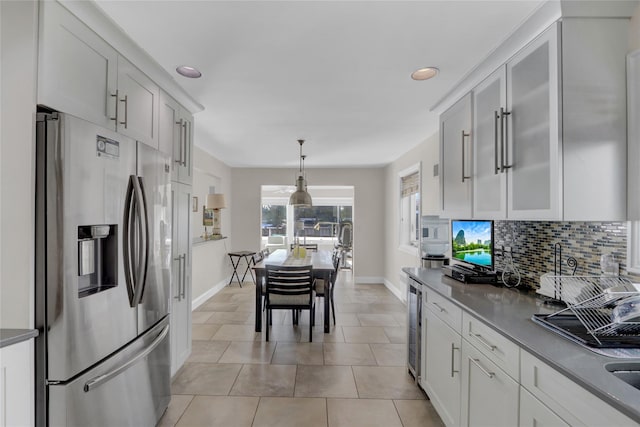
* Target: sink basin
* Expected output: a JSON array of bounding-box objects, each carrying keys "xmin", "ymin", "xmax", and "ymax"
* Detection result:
[{"xmin": 606, "ymin": 363, "xmax": 640, "ymax": 390}]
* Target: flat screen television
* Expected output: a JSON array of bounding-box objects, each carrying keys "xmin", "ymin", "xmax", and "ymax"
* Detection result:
[{"xmin": 451, "ymin": 219, "xmax": 494, "ymax": 271}]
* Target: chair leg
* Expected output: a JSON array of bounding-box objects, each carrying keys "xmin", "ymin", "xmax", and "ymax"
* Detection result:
[
  {"xmin": 331, "ymin": 292, "xmax": 336, "ymax": 325},
  {"xmin": 269, "ymin": 309, "xmax": 273, "ymax": 325},
  {"xmin": 309, "ymin": 307, "xmax": 314, "ymax": 342},
  {"xmin": 266, "ymin": 309, "xmax": 270, "ymax": 342}
]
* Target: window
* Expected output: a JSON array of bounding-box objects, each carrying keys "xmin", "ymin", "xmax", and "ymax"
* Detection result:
[
  {"xmin": 260, "ymin": 185, "xmax": 354, "ymax": 246},
  {"xmin": 399, "ymin": 165, "xmax": 421, "ymax": 254},
  {"xmin": 261, "ymin": 204, "xmax": 286, "ymax": 236},
  {"xmin": 293, "ymin": 205, "xmax": 352, "ymax": 239},
  {"xmin": 628, "ymin": 221, "xmax": 640, "ymax": 275}
]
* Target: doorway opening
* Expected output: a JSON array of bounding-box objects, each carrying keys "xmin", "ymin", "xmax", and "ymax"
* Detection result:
[{"xmin": 260, "ymin": 185, "xmax": 354, "ymax": 269}]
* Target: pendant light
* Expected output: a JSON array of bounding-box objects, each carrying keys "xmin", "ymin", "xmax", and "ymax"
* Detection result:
[{"xmin": 289, "ymin": 139, "xmax": 312, "ymax": 206}]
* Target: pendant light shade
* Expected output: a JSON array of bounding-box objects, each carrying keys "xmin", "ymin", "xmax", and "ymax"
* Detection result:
[{"xmin": 289, "ymin": 139, "xmax": 312, "ymax": 206}]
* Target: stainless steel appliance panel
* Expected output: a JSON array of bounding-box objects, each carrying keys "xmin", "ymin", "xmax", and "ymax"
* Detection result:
[
  {"xmin": 44, "ymin": 114, "xmax": 139, "ymax": 381},
  {"xmin": 48, "ymin": 317, "xmax": 170, "ymax": 427},
  {"xmin": 136, "ymin": 143, "xmax": 172, "ymax": 334},
  {"xmin": 407, "ymin": 278, "xmax": 422, "ymax": 383}
]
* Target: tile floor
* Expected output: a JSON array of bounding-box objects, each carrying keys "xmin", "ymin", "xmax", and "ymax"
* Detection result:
[{"xmin": 159, "ymin": 271, "xmax": 445, "ymax": 427}]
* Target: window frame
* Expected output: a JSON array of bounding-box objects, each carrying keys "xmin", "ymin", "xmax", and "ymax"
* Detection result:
[
  {"xmin": 398, "ymin": 163, "xmax": 421, "ymax": 256},
  {"xmin": 627, "ymin": 221, "xmax": 640, "ymax": 275},
  {"xmin": 627, "ymin": 52, "xmax": 640, "ymax": 275}
]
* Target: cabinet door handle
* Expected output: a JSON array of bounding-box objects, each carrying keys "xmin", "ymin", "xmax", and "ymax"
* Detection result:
[
  {"xmin": 119, "ymin": 95, "xmax": 128, "ymax": 129},
  {"xmin": 451, "ymin": 343, "xmax": 459, "ymax": 377},
  {"xmin": 470, "ymin": 357, "xmax": 495, "ymax": 379},
  {"xmin": 173, "ymin": 256, "xmax": 182, "ymax": 300},
  {"xmin": 494, "ymin": 110, "xmax": 501, "ymax": 174},
  {"xmin": 431, "ymin": 301, "xmax": 446, "ymax": 313},
  {"xmin": 471, "ymin": 332, "xmax": 497, "ymax": 351},
  {"xmin": 461, "ymin": 131, "xmax": 471, "ymax": 182},
  {"xmin": 500, "ymin": 107, "xmax": 512, "ymax": 171},
  {"xmin": 181, "ymin": 253, "xmax": 187, "ymax": 299},
  {"xmin": 110, "ymin": 90, "xmax": 119, "ymax": 124},
  {"xmin": 182, "ymin": 122, "xmax": 188, "ymax": 167},
  {"xmin": 174, "ymin": 119, "xmax": 184, "ymax": 164}
]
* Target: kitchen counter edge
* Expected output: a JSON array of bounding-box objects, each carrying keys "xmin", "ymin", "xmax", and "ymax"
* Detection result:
[
  {"xmin": 0, "ymin": 329, "xmax": 39, "ymax": 349},
  {"xmin": 403, "ymin": 267, "xmax": 640, "ymax": 423}
]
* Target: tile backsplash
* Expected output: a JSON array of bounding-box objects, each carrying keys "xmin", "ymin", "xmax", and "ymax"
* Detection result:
[{"xmin": 493, "ymin": 221, "xmax": 628, "ymax": 289}]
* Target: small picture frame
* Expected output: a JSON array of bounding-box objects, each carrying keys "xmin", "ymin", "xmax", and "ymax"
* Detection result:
[
  {"xmin": 192, "ymin": 196, "xmax": 198, "ymax": 212},
  {"xmin": 203, "ymin": 208, "xmax": 214, "ymax": 226}
]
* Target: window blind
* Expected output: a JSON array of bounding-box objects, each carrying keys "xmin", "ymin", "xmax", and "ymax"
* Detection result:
[{"xmin": 401, "ymin": 172, "xmax": 420, "ymax": 197}]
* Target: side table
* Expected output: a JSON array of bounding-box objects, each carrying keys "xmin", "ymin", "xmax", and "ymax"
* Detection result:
[{"xmin": 228, "ymin": 251, "xmax": 256, "ymax": 287}]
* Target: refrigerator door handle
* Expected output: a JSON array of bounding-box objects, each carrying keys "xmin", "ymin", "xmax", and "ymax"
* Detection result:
[
  {"xmin": 83, "ymin": 324, "xmax": 169, "ymax": 392},
  {"xmin": 123, "ymin": 176, "xmax": 137, "ymax": 307},
  {"xmin": 132, "ymin": 176, "xmax": 150, "ymax": 306}
]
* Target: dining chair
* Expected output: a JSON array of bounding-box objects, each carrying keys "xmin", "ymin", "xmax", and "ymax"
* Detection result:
[
  {"xmin": 314, "ymin": 252, "xmax": 341, "ymax": 325},
  {"xmin": 336, "ymin": 222, "xmax": 352, "ymax": 269},
  {"xmin": 252, "ymin": 251, "xmax": 271, "ymax": 312},
  {"xmin": 264, "ymin": 265, "xmax": 316, "ymax": 342}
]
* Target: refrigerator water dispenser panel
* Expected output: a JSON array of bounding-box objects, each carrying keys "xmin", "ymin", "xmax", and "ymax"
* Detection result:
[{"xmin": 77, "ymin": 224, "xmax": 118, "ymax": 297}]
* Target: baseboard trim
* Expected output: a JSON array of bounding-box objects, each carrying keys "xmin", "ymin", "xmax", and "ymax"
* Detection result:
[
  {"xmin": 191, "ymin": 276, "xmax": 230, "ymax": 310},
  {"xmin": 355, "ymin": 276, "xmax": 384, "ymax": 284},
  {"xmin": 383, "ymin": 278, "xmax": 406, "ymax": 303}
]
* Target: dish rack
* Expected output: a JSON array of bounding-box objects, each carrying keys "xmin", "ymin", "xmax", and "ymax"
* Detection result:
[{"xmin": 534, "ymin": 275, "xmax": 640, "ymax": 348}]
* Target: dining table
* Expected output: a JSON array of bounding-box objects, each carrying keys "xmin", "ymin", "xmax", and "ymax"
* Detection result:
[{"xmin": 252, "ymin": 249, "xmax": 335, "ymax": 333}]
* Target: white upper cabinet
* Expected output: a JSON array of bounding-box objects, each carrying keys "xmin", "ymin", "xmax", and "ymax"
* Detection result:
[
  {"xmin": 472, "ymin": 25, "xmax": 560, "ymax": 220},
  {"xmin": 38, "ymin": 1, "xmax": 118, "ymax": 129},
  {"xmin": 159, "ymin": 91, "xmax": 194, "ymax": 185},
  {"xmin": 506, "ymin": 24, "xmax": 560, "ymax": 220},
  {"xmin": 628, "ymin": 50, "xmax": 640, "ymax": 220},
  {"xmin": 116, "ymin": 57, "xmax": 160, "ymax": 149},
  {"xmin": 174, "ymin": 111, "xmax": 193, "ymax": 185},
  {"xmin": 467, "ymin": 19, "xmax": 628, "ymax": 221},
  {"xmin": 560, "ymin": 18, "xmax": 628, "ymax": 221},
  {"xmin": 38, "ymin": 1, "xmax": 164, "ymax": 150},
  {"xmin": 159, "ymin": 91, "xmax": 181, "ymax": 157},
  {"xmin": 440, "ymin": 93, "xmax": 473, "ymax": 219},
  {"xmin": 472, "ymin": 68, "xmax": 507, "ymax": 219}
]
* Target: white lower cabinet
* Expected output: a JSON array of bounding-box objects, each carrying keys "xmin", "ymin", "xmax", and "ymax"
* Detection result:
[
  {"xmin": 521, "ymin": 350, "xmax": 636, "ymax": 427},
  {"xmin": 519, "ymin": 386, "xmax": 569, "ymax": 427},
  {"xmin": 0, "ymin": 340, "xmax": 34, "ymax": 427},
  {"xmin": 460, "ymin": 339, "xmax": 519, "ymax": 427},
  {"xmin": 424, "ymin": 309, "xmax": 462, "ymax": 427},
  {"xmin": 420, "ymin": 284, "xmax": 639, "ymax": 427}
]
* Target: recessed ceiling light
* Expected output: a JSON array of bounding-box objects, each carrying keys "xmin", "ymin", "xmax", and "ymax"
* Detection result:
[
  {"xmin": 176, "ymin": 65, "xmax": 202, "ymax": 78},
  {"xmin": 411, "ymin": 67, "xmax": 439, "ymax": 81}
]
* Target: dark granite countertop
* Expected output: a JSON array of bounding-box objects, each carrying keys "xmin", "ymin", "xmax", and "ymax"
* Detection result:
[
  {"xmin": 403, "ymin": 267, "xmax": 640, "ymax": 422},
  {"xmin": 0, "ymin": 328, "xmax": 39, "ymax": 349}
]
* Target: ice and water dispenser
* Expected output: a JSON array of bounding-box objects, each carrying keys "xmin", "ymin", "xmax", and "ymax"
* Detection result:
[
  {"xmin": 78, "ymin": 225, "xmax": 117, "ymax": 296},
  {"xmin": 421, "ymin": 216, "xmax": 450, "ymax": 269}
]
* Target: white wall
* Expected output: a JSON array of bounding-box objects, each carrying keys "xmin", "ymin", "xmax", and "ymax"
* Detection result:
[
  {"xmin": 230, "ymin": 167, "xmax": 385, "ymax": 281},
  {"xmin": 190, "ymin": 146, "xmax": 233, "ymax": 304},
  {"xmin": 383, "ymin": 133, "xmax": 440, "ymax": 300},
  {"xmin": 631, "ymin": 2, "xmax": 640, "ymax": 52},
  {"xmin": 0, "ymin": 0, "xmax": 38, "ymax": 328}
]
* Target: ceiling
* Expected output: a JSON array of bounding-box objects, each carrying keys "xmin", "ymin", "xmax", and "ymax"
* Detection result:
[{"xmin": 95, "ymin": 0, "xmax": 545, "ymax": 168}]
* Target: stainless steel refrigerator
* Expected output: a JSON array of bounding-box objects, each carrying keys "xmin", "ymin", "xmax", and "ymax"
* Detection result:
[{"xmin": 35, "ymin": 111, "xmax": 172, "ymax": 426}]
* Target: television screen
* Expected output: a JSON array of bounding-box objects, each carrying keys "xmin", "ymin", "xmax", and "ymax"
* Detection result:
[{"xmin": 451, "ymin": 220, "xmax": 494, "ymax": 270}]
